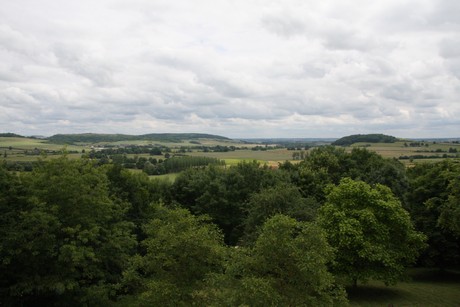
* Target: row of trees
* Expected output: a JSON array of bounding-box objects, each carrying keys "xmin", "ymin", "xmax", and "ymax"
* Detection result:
[
  {"xmin": 143, "ymin": 156, "xmax": 225, "ymax": 175},
  {"xmin": 1, "ymin": 147, "xmax": 459, "ymax": 305}
]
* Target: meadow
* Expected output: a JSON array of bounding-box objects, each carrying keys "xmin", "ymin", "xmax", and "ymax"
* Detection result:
[{"xmin": 348, "ymin": 268, "xmax": 460, "ymax": 306}]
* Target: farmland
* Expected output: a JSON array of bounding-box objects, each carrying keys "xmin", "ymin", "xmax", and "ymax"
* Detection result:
[{"xmin": 2, "ymin": 135, "xmax": 460, "ymax": 168}]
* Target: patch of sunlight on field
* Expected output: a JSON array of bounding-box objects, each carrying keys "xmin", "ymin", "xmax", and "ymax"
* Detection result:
[
  {"xmin": 188, "ymin": 149, "xmax": 293, "ymax": 163},
  {"xmin": 126, "ymin": 169, "xmax": 178, "ymax": 182},
  {"xmin": 150, "ymin": 173, "xmax": 179, "ymax": 182}
]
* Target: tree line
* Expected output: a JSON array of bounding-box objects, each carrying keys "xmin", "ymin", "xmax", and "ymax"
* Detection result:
[{"xmin": 1, "ymin": 146, "xmax": 459, "ymax": 305}]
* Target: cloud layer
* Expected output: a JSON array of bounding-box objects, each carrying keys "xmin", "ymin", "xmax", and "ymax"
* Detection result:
[{"xmin": 1, "ymin": 0, "xmax": 459, "ymax": 138}]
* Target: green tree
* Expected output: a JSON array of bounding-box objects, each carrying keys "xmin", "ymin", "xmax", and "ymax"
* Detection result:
[
  {"xmin": 172, "ymin": 161, "xmax": 288, "ymax": 244},
  {"xmin": 242, "ymin": 184, "xmax": 319, "ymax": 244},
  {"xmin": 318, "ymin": 178, "xmax": 426, "ymax": 287},
  {"xmin": 293, "ymin": 147, "xmax": 408, "ymax": 202},
  {"xmin": 196, "ymin": 215, "xmax": 347, "ymax": 306},
  {"xmin": 0, "ymin": 157, "xmax": 136, "ymax": 305},
  {"xmin": 439, "ymin": 175, "xmax": 460, "ymax": 236},
  {"xmin": 120, "ymin": 204, "xmax": 225, "ymax": 305},
  {"xmin": 406, "ymin": 160, "xmax": 460, "ymax": 268}
]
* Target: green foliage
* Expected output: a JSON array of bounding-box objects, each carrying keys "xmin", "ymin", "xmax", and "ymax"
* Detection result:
[
  {"xmin": 196, "ymin": 215, "xmax": 347, "ymax": 306},
  {"xmin": 144, "ymin": 155, "xmax": 225, "ymax": 175},
  {"xmin": 172, "ymin": 161, "xmax": 288, "ymax": 244},
  {"xmin": 348, "ymin": 148, "xmax": 408, "ymax": 198},
  {"xmin": 332, "ymin": 134, "xmax": 397, "ymax": 146},
  {"xmin": 318, "ymin": 178, "xmax": 426, "ymax": 286},
  {"xmin": 439, "ymin": 176, "xmax": 460, "ymax": 236},
  {"xmin": 293, "ymin": 147, "xmax": 408, "ymax": 202},
  {"xmin": 242, "ymin": 184, "xmax": 319, "ymax": 244},
  {"xmin": 0, "ymin": 157, "xmax": 137, "ymax": 305},
  {"xmin": 405, "ymin": 160, "xmax": 460, "ymax": 268},
  {"xmin": 2, "ymin": 144, "xmax": 460, "ymax": 305},
  {"xmin": 172, "ymin": 165, "xmax": 236, "ymax": 240},
  {"xmin": 120, "ymin": 204, "xmax": 225, "ymax": 305}
]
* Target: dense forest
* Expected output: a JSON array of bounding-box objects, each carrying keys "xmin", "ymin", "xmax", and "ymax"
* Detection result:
[
  {"xmin": 332, "ymin": 134, "xmax": 398, "ymax": 146},
  {"xmin": 1, "ymin": 147, "xmax": 459, "ymax": 306}
]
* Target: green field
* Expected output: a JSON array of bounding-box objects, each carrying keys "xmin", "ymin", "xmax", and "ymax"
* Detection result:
[
  {"xmin": 2, "ymin": 137, "xmax": 459, "ymax": 168},
  {"xmin": 349, "ymin": 141, "xmax": 460, "ymax": 166},
  {"xmin": 348, "ymin": 269, "xmax": 460, "ymax": 306},
  {"xmin": 188, "ymin": 149, "xmax": 294, "ymax": 166}
]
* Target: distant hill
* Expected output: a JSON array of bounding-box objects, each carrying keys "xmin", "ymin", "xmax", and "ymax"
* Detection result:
[
  {"xmin": 46, "ymin": 133, "xmax": 230, "ymax": 144},
  {"xmin": 332, "ymin": 134, "xmax": 398, "ymax": 146},
  {"xmin": 0, "ymin": 133, "xmax": 25, "ymax": 138}
]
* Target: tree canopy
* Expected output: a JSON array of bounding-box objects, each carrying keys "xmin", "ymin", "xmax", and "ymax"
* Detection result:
[
  {"xmin": 318, "ymin": 178, "xmax": 426, "ymax": 286},
  {"xmin": 405, "ymin": 160, "xmax": 460, "ymax": 268},
  {"xmin": 332, "ymin": 134, "xmax": 398, "ymax": 146},
  {"xmin": 1, "ymin": 146, "xmax": 457, "ymax": 305},
  {"xmin": 196, "ymin": 215, "xmax": 347, "ymax": 306},
  {"xmin": 0, "ymin": 157, "xmax": 137, "ymax": 305}
]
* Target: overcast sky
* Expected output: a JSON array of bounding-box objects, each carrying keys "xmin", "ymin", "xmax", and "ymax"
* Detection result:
[{"xmin": 1, "ymin": 0, "xmax": 459, "ymax": 138}]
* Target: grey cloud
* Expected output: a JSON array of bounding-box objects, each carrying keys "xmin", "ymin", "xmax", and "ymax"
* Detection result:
[
  {"xmin": 53, "ymin": 44, "xmax": 114, "ymax": 87},
  {"xmin": 439, "ymin": 38, "xmax": 460, "ymax": 79},
  {"xmin": 261, "ymin": 15, "xmax": 306, "ymax": 38},
  {"xmin": 302, "ymin": 63, "xmax": 327, "ymax": 78},
  {"xmin": 1, "ymin": 0, "xmax": 459, "ymax": 138},
  {"xmin": 0, "ymin": 24, "xmax": 38, "ymax": 57},
  {"xmin": 439, "ymin": 37, "xmax": 460, "ymax": 59},
  {"xmin": 0, "ymin": 64, "xmax": 26, "ymax": 82},
  {"xmin": 196, "ymin": 75, "xmax": 254, "ymax": 99},
  {"xmin": 428, "ymin": 0, "xmax": 460, "ymax": 27},
  {"xmin": 380, "ymin": 83, "xmax": 419, "ymax": 102},
  {"xmin": 321, "ymin": 29, "xmax": 379, "ymax": 52},
  {"xmin": 444, "ymin": 59, "xmax": 460, "ymax": 79}
]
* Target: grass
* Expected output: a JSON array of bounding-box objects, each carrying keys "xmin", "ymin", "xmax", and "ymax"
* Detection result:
[
  {"xmin": 126, "ymin": 168, "xmax": 179, "ymax": 182},
  {"xmin": 188, "ymin": 149, "xmax": 294, "ymax": 164},
  {"xmin": 150, "ymin": 173, "xmax": 179, "ymax": 182},
  {"xmin": 348, "ymin": 268, "xmax": 460, "ymax": 306},
  {"xmin": 0, "ymin": 137, "xmax": 85, "ymax": 151}
]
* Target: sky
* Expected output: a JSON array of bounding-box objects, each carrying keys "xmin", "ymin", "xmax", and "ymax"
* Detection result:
[{"xmin": 1, "ymin": 0, "xmax": 459, "ymax": 138}]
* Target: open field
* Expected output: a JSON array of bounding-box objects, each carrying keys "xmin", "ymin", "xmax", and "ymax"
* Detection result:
[
  {"xmin": 349, "ymin": 141, "xmax": 460, "ymax": 166},
  {"xmin": 348, "ymin": 268, "xmax": 460, "ymax": 306},
  {"xmin": 126, "ymin": 168, "xmax": 178, "ymax": 182},
  {"xmin": 2, "ymin": 137, "xmax": 459, "ymax": 168},
  {"xmin": 350, "ymin": 141, "xmax": 460, "ymax": 157},
  {"xmin": 188, "ymin": 148, "xmax": 294, "ymax": 165},
  {"xmin": 0, "ymin": 137, "xmax": 86, "ymax": 152}
]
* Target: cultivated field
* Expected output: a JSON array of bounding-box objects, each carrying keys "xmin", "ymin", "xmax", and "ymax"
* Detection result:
[{"xmin": 2, "ymin": 137, "xmax": 459, "ymax": 167}]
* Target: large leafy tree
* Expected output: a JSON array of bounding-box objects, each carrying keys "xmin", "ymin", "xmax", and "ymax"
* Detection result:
[
  {"xmin": 318, "ymin": 178, "xmax": 426, "ymax": 287},
  {"xmin": 292, "ymin": 147, "xmax": 408, "ymax": 202},
  {"xmin": 0, "ymin": 157, "xmax": 136, "ymax": 305},
  {"xmin": 196, "ymin": 215, "xmax": 347, "ymax": 306},
  {"xmin": 406, "ymin": 160, "xmax": 460, "ymax": 268},
  {"xmin": 242, "ymin": 183, "xmax": 319, "ymax": 244},
  {"xmin": 172, "ymin": 161, "xmax": 287, "ymax": 244},
  {"xmin": 119, "ymin": 204, "xmax": 225, "ymax": 305}
]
